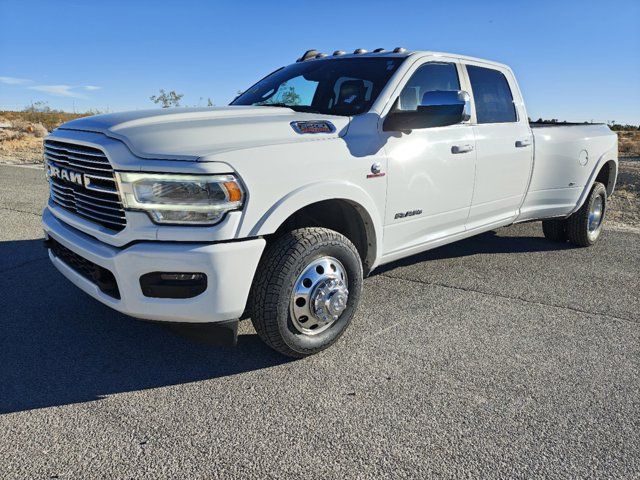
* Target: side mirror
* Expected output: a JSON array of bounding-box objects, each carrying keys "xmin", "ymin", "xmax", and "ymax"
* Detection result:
[{"xmin": 383, "ymin": 90, "xmax": 471, "ymax": 131}]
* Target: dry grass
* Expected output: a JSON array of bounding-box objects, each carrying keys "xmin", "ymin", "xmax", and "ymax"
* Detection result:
[
  {"xmin": 617, "ymin": 130, "xmax": 640, "ymax": 157},
  {"xmin": 0, "ymin": 110, "xmax": 88, "ymax": 132},
  {"xmin": 0, "ymin": 135, "xmax": 44, "ymax": 163},
  {"xmin": 0, "ymin": 116, "xmax": 47, "ymax": 163},
  {"xmin": 0, "ymin": 111, "xmax": 90, "ymax": 164}
]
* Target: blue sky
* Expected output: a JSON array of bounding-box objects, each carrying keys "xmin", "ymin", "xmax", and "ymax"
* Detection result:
[{"xmin": 1, "ymin": 0, "xmax": 638, "ymax": 123}]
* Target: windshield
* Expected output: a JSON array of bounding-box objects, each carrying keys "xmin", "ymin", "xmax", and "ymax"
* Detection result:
[{"xmin": 231, "ymin": 57, "xmax": 404, "ymax": 116}]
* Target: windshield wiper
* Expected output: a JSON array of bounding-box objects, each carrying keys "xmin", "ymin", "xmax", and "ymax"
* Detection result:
[
  {"xmin": 256, "ymin": 102, "xmax": 291, "ymax": 108},
  {"xmin": 255, "ymin": 103, "xmax": 323, "ymax": 114}
]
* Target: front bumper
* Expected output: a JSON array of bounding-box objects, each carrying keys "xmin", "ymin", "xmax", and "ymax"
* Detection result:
[{"xmin": 43, "ymin": 208, "xmax": 265, "ymax": 323}]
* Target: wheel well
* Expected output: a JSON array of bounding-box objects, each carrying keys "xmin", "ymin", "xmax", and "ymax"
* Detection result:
[
  {"xmin": 595, "ymin": 160, "xmax": 617, "ymax": 196},
  {"xmin": 271, "ymin": 199, "xmax": 376, "ymax": 275}
]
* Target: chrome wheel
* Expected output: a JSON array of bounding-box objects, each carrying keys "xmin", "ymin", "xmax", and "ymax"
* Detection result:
[
  {"xmin": 588, "ymin": 195, "xmax": 604, "ymax": 233},
  {"xmin": 290, "ymin": 256, "xmax": 349, "ymax": 335}
]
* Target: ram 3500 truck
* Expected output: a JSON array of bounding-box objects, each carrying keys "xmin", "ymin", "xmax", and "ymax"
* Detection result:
[{"xmin": 43, "ymin": 48, "xmax": 618, "ymax": 357}]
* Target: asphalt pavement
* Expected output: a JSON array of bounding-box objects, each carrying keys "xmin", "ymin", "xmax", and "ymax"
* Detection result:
[{"xmin": 0, "ymin": 164, "xmax": 638, "ymax": 478}]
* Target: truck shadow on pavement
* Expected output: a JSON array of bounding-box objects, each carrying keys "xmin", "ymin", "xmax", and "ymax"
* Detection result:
[
  {"xmin": 374, "ymin": 227, "xmax": 573, "ymax": 274},
  {"xmin": 0, "ymin": 227, "xmax": 569, "ymax": 414},
  {"xmin": 0, "ymin": 239, "xmax": 290, "ymax": 414}
]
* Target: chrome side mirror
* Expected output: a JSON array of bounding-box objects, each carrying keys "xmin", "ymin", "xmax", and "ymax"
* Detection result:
[
  {"xmin": 384, "ymin": 90, "xmax": 471, "ymax": 131},
  {"xmin": 420, "ymin": 90, "xmax": 471, "ymax": 123}
]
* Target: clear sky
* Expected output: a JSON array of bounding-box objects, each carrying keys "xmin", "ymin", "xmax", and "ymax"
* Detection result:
[{"xmin": 1, "ymin": 0, "xmax": 638, "ymax": 123}]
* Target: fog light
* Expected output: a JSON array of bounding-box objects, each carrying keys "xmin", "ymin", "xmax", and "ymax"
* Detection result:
[{"xmin": 140, "ymin": 272, "xmax": 207, "ymax": 299}]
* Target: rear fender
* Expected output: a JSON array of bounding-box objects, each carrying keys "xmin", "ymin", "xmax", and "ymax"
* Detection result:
[{"xmin": 568, "ymin": 148, "xmax": 618, "ymax": 216}]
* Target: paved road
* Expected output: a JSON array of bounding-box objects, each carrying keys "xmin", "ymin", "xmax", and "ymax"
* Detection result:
[{"xmin": 1, "ymin": 164, "xmax": 638, "ymax": 479}]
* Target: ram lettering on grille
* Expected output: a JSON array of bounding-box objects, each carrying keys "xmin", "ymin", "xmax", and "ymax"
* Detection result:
[{"xmin": 44, "ymin": 140, "xmax": 127, "ymax": 232}]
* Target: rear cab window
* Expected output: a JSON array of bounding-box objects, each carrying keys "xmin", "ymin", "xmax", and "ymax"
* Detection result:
[{"xmin": 466, "ymin": 65, "xmax": 517, "ymax": 124}]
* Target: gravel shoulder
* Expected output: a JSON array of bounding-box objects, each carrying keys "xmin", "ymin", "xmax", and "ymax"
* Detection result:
[{"xmin": 608, "ymin": 157, "xmax": 640, "ymax": 229}]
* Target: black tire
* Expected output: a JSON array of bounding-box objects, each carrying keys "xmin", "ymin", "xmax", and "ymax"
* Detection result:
[
  {"xmin": 542, "ymin": 219, "xmax": 568, "ymax": 243},
  {"xmin": 566, "ymin": 182, "xmax": 607, "ymax": 247},
  {"xmin": 249, "ymin": 228, "xmax": 363, "ymax": 358}
]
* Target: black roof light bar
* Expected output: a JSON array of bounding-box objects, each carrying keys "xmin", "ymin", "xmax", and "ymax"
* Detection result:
[{"xmin": 297, "ymin": 47, "xmax": 408, "ymax": 61}]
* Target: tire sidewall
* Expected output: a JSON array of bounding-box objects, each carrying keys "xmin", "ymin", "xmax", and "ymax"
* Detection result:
[{"xmin": 277, "ymin": 240, "xmax": 362, "ymax": 355}]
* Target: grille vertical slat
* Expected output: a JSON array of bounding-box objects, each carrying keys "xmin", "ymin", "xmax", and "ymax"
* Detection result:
[{"xmin": 45, "ymin": 140, "xmax": 127, "ymax": 232}]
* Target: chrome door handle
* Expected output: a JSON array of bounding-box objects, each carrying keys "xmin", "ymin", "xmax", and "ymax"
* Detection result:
[
  {"xmin": 515, "ymin": 139, "xmax": 532, "ymax": 148},
  {"xmin": 451, "ymin": 144, "xmax": 474, "ymax": 154}
]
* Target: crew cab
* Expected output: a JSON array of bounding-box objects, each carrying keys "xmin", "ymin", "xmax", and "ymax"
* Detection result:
[{"xmin": 42, "ymin": 48, "xmax": 618, "ymax": 357}]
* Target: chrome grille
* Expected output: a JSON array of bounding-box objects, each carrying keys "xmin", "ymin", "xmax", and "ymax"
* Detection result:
[{"xmin": 45, "ymin": 139, "xmax": 127, "ymax": 231}]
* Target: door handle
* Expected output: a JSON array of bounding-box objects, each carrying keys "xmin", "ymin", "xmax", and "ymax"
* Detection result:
[
  {"xmin": 515, "ymin": 139, "xmax": 532, "ymax": 148},
  {"xmin": 451, "ymin": 144, "xmax": 474, "ymax": 154}
]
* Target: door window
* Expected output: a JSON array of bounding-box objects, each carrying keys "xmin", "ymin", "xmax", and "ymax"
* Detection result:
[
  {"xmin": 466, "ymin": 65, "xmax": 517, "ymax": 124},
  {"xmin": 397, "ymin": 62, "xmax": 460, "ymax": 111}
]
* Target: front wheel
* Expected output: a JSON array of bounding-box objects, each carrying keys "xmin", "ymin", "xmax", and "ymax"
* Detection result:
[
  {"xmin": 249, "ymin": 228, "xmax": 363, "ymax": 358},
  {"xmin": 566, "ymin": 182, "xmax": 607, "ymax": 247}
]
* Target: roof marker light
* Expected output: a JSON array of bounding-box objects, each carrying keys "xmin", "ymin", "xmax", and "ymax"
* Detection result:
[
  {"xmin": 392, "ymin": 47, "xmax": 407, "ymax": 53},
  {"xmin": 353, "ymin": 48, "xmax": 368, "ymax": 54},
  {"xmin": 297, "ymin": 49, "xmax": 319, "ymax": 62},
  {"xmin": 373, "ymin": 48, "xmax": 386, "ymax": 53}
]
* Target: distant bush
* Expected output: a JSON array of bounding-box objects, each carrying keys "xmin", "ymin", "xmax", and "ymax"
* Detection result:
[
  {"xmin": 0, "ymin": 102, "xmax": 94, "ymax": 131},
  {"xmin": 150, "ymin": 89, "xmax": 184, "ymax": 108},
  {"xmin": 530, "ymin": 118, "xmax": 640, "ymax": 131},
  {"xmin": 609, "ymin": 123, "xmax": 640, "ymax": 131}
]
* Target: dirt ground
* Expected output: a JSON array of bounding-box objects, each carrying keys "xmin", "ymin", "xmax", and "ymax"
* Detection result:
[
  {"xmin": 0, "ymin": 135, "xmax": 44, "ymax": 163},
  {"xmin": 0, "ymin": 115, "xmax": 638, "ymax": 229},
  {"xmin": 608, "ymin": 158, "xmax": 640, "ymax": 229}
]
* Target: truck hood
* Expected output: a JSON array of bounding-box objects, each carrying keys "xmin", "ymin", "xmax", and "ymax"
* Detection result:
[{"xmin": 58, "ymin": 106, "xmax": 350, "ymax": 161}]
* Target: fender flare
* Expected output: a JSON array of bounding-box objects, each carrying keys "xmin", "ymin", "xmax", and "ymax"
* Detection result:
[
  {"xmin": 246, "ymin": 181, "xmax": 384, "ymax": 269},
  {"xmin": 568, "ymin": 148, "xmax": 618, "ymax": 216}
]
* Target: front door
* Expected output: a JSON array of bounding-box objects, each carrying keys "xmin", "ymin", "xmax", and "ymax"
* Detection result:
[{"xmin": 382, "ymin": 60, "xmax": 477, "ymax": 256}]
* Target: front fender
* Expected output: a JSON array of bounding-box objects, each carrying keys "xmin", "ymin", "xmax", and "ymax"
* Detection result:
[{"xmin": 243, "ymin": 180, "xmax": 384, "ymax": 268}]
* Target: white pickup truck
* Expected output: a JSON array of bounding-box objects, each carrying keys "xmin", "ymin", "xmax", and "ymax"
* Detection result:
[{"xmin": 43, "ymin": 48, "xmax": 618, "ymax": 357}]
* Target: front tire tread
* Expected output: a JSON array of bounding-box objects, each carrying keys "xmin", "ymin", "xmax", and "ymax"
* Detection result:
[{"xmin": 250, "ymin": 228, "xmax": 362, "ymax": 358}]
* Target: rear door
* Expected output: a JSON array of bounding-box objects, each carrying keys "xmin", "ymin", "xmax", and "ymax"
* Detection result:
[{"xmin": 462, "ymin": 62, "xmax": 533, "ymax": 229}]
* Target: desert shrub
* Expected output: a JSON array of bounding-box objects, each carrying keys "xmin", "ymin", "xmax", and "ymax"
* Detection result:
[
  {"xmin": 32, "ymin": 123, "xmax": 48, "ymax": 138},
  {"xmin": 0, "ymin": 129, "xmax": 26, "ymax": 142},
  {"xmin": 150, "ymin": 89, "xmax": 184, "ymax": 108}
]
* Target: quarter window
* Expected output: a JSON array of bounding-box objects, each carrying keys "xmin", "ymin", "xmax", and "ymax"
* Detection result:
[
  {"xmin": 397, "ymin": 62, "xmax": 460, "ymax": 111},
  {"xmin": 466, "ymin": 65, "xmax": 517, "ymax": 123}
]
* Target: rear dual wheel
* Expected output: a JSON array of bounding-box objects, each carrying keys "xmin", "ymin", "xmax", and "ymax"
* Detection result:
[{"xmin": 542, "ymin": 182, "xmax": 607, "ymax": 247}]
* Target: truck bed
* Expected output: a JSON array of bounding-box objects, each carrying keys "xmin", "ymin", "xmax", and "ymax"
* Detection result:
[
  {"xmin": 517, "ymin": 123, "xmax": 617, "ymax": 222},
  {"xmin": 529, "ymin": 122, "xmax": 606, "ymax": 128}
]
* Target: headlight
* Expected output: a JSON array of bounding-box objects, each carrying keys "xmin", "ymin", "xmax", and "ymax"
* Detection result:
[{"xmin": 116, "ymin": 172, "xmax": 244, "ymax": 225}]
